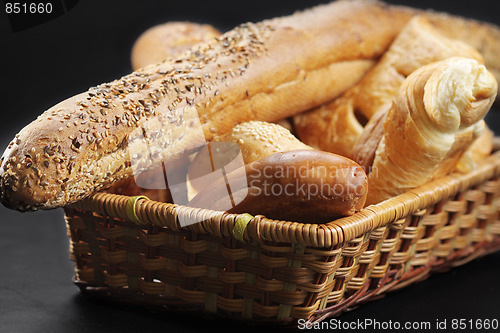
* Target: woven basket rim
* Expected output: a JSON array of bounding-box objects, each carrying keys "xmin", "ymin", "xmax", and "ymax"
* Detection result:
[{"xmin": 69, "ymin": 149, "xmax": 500, "ymax": 248}]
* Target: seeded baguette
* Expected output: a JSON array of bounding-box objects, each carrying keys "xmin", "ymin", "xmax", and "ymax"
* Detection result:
[
  {"xmin": 0, "ymin": 0, "xmax": 405, "ymax": 211},
  {"xmin": 2, "ymin": 0, "xmax": 500, "ymax": 211}
]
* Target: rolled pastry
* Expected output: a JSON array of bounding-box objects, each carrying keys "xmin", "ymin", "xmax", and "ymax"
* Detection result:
[
  {"xmin": 362, "ymin": 57, "xmax": 497, "ymax": 206},
  {"xmin": 293, "ymin": 16, "xmax": 483, "ymax": 158}
]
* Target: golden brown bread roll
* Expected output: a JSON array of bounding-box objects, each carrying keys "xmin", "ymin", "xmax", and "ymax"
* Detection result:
[
  {"xmin": 208, "ymin": 120, "xmax": 311, "ymax": 164},
  {"xmin": 131, "ymin": 21, "xmax": 221, "ymax": 70},
  {"xmin": 186, "ymin": 121, "xmax": 312, "ymax": 200},
  {"xmin": 188, "ymin": 150, "xmax": 368, "ymax": 223},
  {"xmin": 293, "ymin": 16, "xmax": 484, "ymax": 158},
  {"xmin": 3, "ymin": 1, "xmax": 500, "ymax": 211},
  {"xmin": 358, "ymin": 57, "xmax": 497, "ymax": 206}
]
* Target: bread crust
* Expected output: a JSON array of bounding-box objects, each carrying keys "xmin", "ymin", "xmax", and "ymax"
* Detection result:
[
  {"xmin": 455, "ymin": 122, "xmax": 494, "ymax": 173},
  {"xmin": 363, "ymin": 57, "xmax": 497, "ymax": 206},
  {"xmin": 188, "ymin": 150, "xmax": 368, "ymax": 223},
  {"xmin": 351, "ymin": 107, "xmax": 388, "ymax": 173},
  {"xmin": 131, "ymin": 21, "xmax": 221, "ymax": 70},
  {"xmin": 293, "ymin": 16, "xmax": 484, "ymax": 158},
  {"xmin": 186, "ymin": 120, "xmax": 312, "ymax": 199},
  {"xmin": 3, "ymin": 1, "xmax": 500, "ymax": 211},
  {"xmin": 212, "ymin": 120, "xmax": 311, "ymax": 164},
  {"xmin": 0, "ymin": 0, "xmax": 412, "ymax": 211}
]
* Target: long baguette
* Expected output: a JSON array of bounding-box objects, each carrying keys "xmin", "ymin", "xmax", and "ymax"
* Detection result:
[
  {"xmin": 2, "ymin": 0, "xmax": 500, "ymax": 211},
  {"xmin": 0, "ymin": 0, "xmax": 405, "ymax": 211}
]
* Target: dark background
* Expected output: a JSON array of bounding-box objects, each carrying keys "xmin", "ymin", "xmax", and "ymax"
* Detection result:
[{"xmin": 1, "ymin": 1, "xmax": 500, "ymax": 332}]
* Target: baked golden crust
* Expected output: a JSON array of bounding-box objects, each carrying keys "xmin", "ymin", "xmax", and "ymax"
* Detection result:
[
  {"xmin": 188, "ymin": 150, "xmax": 368, "ymax": 223},
  {"xmin": 293, "ymin": 16, "xmax": 484, "ymax": 158},
  {"xmin": 131, "ymin": 21, "xmax": 221, "ymax": 70},
  {"xmin": 186, "ymin": 120, "xmax": 312, "ymax": 199},
  {"xmin": 351, "ymin": 107, "xmax": 388, "ymax": 173},
  {"xmin": 0, "ymin": 0, "xmax": 413, "ymax": 211},
  {"xmin": 213, "ymin": 120, "xmax": 312, "ymax": 164},
  {"xmin": 363, "ymin": 57, "xmax": 497, "ymax": 206},
  {"xmin": 2, "ymin": 1, "xmax": 500, "ymax": 211}
]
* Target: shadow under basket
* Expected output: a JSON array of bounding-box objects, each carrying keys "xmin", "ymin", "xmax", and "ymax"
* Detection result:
[{"xmin": 64, "ymin": 146, "xmax": 500, "ymax": 327}]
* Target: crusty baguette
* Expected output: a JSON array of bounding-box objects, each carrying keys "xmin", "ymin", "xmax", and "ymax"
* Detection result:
[
  {"xmin": 0, "ymin": 0, "xmax": 407, "ymax": 211},
  {"xmin": 131, "ymin": 21, "xmax": 221, "ymax": 70},
  {"xmin": 3, "ymin": 0, "xmax": 500, "ymax": 211},
  {"xmin": 188, "ymin": 150, "xmax": 368, "ymax": 223},
  {"xmin": 360, "ymin": 57, "xmax": 497, "ymax": 206}
]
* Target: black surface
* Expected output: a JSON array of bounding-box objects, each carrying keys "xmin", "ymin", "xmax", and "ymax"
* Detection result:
[{"xmin": 1, "ymin": 1, "xmax": 500, "ymax": 332}]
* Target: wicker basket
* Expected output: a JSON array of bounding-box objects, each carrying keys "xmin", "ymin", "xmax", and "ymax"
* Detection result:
[{"xmin": 64, "ymin": 142, "xmax": 500, "ymax": 326}]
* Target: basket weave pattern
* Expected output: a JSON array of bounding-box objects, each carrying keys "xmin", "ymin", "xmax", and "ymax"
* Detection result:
[{"xmin": 64, "ymin": 150, "xmax": 500, "ymax": 324}]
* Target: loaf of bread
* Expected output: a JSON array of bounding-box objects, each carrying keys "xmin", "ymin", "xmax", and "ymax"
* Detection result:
[
  {"xmin": 293, "ymin": 16, "xmax": 484, "ymax": 158},
  {"xmin": 188, "ymin": 150, "xmax": 368, "ymax": 223},
  {"xmin": 356, "ymin": 57, "xmax": 497, "ymax": 206},
  {"xmin": 0, "ymin": 0, "xmax": 407, "ymax": 211},
  {"xmin": 2, "ymin": 0, "xmax": 500, "ymax": 211},
  {"xmin": 131, "ymin": 21, "xmax": 221, "ymax": 70}
]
